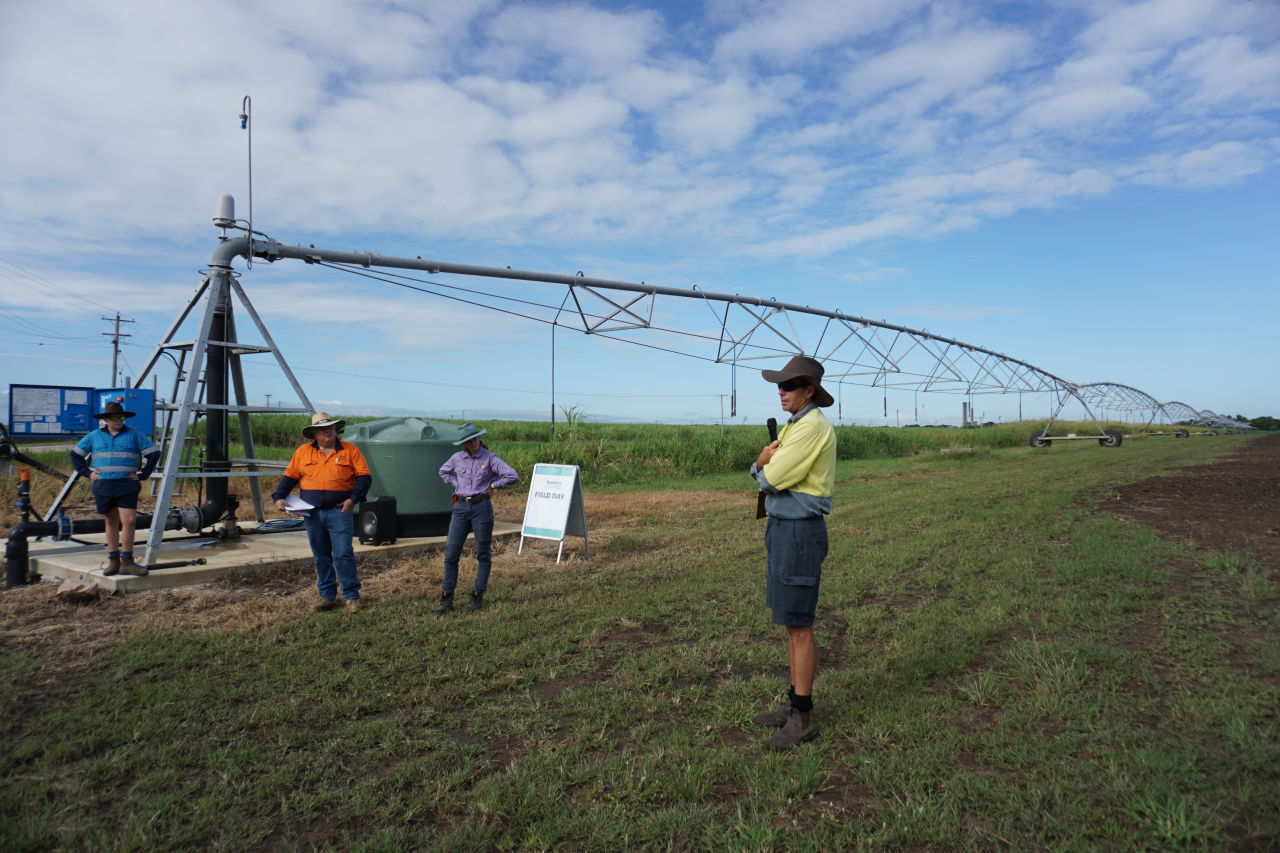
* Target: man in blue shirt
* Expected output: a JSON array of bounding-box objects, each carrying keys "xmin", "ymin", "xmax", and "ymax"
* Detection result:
[{"xmin": 70, "ymin": 400, "xmax": 160, "ymax": 576}]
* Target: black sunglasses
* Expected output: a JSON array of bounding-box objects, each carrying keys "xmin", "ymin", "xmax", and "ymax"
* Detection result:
[{"xmin": 777, "ymin": 379, "xmax": 810, "ymax": 392}]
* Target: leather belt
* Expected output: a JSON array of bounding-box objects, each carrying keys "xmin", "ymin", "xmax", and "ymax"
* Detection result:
[{"xmin": 457, "ymin": 494, "xmax": 489, "ymax": 504}]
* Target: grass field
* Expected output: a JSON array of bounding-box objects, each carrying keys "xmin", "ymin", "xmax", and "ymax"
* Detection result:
[{"xmin": 2, "ymin": 433, "xmax": 1276, "ymax": 850}]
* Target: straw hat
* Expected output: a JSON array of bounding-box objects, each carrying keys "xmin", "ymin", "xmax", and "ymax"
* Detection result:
[{"xmin": 302, "ymin": 412, "xmax": 346, "ymax": 438}]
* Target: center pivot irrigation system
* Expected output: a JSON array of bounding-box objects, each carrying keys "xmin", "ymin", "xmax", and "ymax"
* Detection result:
[
  {"xmin": 137, "ymin": 193, "xmax": 1249, "ymax": 562},
  {"xmin": 3, "ymin": 193, "xmax": 1248, "ymax": 573}
]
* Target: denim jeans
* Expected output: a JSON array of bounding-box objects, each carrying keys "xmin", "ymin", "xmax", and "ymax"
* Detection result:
[
  {"xmin": 442, "ymin": 499, "xmax": 494, "ymax": 595},
  {"xmin": 764, "ymin": 516, "xmax": 827, "ymax": 627},
  {"xmin": 304, "ymin": 507, "xmax": 359, "ymax": 600}
]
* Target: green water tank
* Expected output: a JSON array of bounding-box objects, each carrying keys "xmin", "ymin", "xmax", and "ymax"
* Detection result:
[{"xmin": 345, "ymin": 417, "xmax": 473, "ymax": 537}]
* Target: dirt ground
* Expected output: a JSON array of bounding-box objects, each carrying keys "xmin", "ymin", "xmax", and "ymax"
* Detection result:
[
  {"xmin": 1100, "ymin": 432, "xmax": 1280, "ymax": 570},
  {"xmin": 0, "ymin": 488, "xmax": 744, "ymax": 661}
]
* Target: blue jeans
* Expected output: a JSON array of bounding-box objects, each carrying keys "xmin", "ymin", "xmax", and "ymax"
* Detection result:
[
  {"xmin": 442, "ymin": 499, "xmax": 494, "ymax": 595},
  {"xmin": 304, "ymin": 507, "xmax": 359, "ymax": 600}
]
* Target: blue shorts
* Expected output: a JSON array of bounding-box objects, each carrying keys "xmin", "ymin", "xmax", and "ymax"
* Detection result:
[
  {"xmin": 92, "ymin": 478, "xmax": 141, "ymax": 514},
  {"xmin": 765, "ymin": 516, "xmax": 828, "ymax": 627}
]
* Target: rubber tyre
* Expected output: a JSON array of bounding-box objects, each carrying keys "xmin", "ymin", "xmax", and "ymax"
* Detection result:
[
  {"xmin": 1099, "ymin": 429, "xmax": 1123, "ymax": 447},
  {"xmin": 1029, "ymin": 432, "xmax": 1050, "ymax": 448}
]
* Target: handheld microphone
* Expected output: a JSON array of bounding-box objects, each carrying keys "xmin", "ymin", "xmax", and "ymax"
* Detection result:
[{"xmin": 756, "ymin": 418, "xmax": 779, "ymax": 520}]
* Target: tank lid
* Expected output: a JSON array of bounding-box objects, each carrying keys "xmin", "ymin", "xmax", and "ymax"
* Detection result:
[{"xmin": 347, "ymin": 417, "xmax": 471, "ymax": 443}]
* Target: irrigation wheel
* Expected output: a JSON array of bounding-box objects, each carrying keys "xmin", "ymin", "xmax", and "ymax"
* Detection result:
[
  {"xmin": 1099, "ymin": 429, "xmax": 1123, "ymax": 447},
  {"xmin": 1029, "ymin": 432, "xmax": 1050, "ymax": 448}
]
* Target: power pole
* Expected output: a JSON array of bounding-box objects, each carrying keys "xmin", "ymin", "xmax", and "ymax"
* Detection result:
[{"xmin": 102, "ymin": 313, "xmax": 134, "ymax": 386}]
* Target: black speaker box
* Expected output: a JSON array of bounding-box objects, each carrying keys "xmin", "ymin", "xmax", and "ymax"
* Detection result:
[{"xmin": 358, "ymin": 495, "xmax": 397, "ymax": 545}]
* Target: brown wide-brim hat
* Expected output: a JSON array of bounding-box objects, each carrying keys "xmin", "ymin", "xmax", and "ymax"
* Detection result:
[
  {"xmin": 302, "ymin": 411, "xmax": 346, "ymax": 438},
  {"xmin": 94, "ymin": 400, "xmax": 135, "ymax": 419},
  {"xmin": 761, "ymin": 355, "xmax": 835, "ymax": 408}
]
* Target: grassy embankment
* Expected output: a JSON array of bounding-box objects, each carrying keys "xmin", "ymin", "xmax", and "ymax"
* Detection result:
[{"xmin": 1, "ymin": 432, "xmax": 1276, "ymax": 849}]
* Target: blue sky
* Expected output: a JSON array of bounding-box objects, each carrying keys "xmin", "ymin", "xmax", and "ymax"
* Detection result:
[{"xmin": 1, "ymin": 0, "xmax": 1277, "ymax": 428}]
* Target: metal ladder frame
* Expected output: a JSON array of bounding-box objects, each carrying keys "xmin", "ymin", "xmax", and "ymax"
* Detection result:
[{"xmin": 130, "ymin": 257, "xmax": 314, "ymax": 566}]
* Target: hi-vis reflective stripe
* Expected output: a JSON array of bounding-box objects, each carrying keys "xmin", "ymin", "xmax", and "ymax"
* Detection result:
[{"xmin": 89, "ymin": 450, "xmax": 143, "ymax": 473}]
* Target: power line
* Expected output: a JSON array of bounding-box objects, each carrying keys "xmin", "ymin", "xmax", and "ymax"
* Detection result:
[
  {"xmin": 0, "ymin": 305, "xmax": 99, "ymax": 342},
  {"xmin": 0, "ymin": 258, "xmax": 115, "ymax": 313},
  {"xmin": 277, "ymin": 363, "xmax": 720, "ymax": 400}
]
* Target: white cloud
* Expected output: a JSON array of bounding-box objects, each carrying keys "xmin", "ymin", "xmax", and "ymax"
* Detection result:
[
  {"xmin": 714, "ymin": 0, "xmax": 928, "ymax": 65},
  {"xmin": 1051, "ymin": 49, "xmax": 1164, "ymax": 87},
  {"xmin": 873, "ymin": 159, "xmax": 1113, "ymax": 213},
  {"xmin": 479, "ymin": 3, "xmax": 663, "ymax": 79},
  {"xmin": 756, "ymin": 212, "xmax": 924, "ymax": 257},
  {"xmin": 1018, "ymin": 84, "xmax": 1153, "ymax": 131},
  {"xmin": 1079, "ymin": 0, "xmax": 1231, "ymax": 53},
  {"xmin": 1124, "ymin": 140, "xmax": 1271, "ymax": 188},
  {"xmin": 1168, "ymin": 35, "xmax": 1280, "ymax": 108},
  {"xmin": 658, "ymin": 76, "xmax": 792, "ymax": 155},
  {"xmin": 843, "ymin": 28, "xmax": 1031, "ymax": 107},
  {"xmin": 0, "ymin": 0, "xmax": 1277, "ymax": 269}
]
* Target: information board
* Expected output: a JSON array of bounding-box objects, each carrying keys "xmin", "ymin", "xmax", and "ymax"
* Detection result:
[
  {"xmin": 7, "ymin": 384, "xmax": 94, "ymax": 437},
  {"xmin": 95, "ymin": 388, "xmax": 156, "ymax": 437},
  {"xmin": 7, "ymin": 385, "xmax": 157, "ymax": 438},
  {"xmin": 519, "ymin": 463, "xmax": 589, "ymax": 563}
]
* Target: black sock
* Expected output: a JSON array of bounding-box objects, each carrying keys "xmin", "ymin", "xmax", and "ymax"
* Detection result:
[{"xmin": 790, "ymin": 691, "xmax": 814, "ymax": 713}]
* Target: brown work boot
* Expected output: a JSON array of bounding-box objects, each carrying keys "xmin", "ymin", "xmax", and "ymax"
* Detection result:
[
  {"xmin": 103, "ymin": 553, "xmax": 121, "ymax": 576},
  {"xmin": 432, "ymin": 592, "xmax": 454, "ymax": 616},
  {"xmin": 310, "ymin": 598, "xmax": 339, "ymax": 613},
  {"xmin": 118, "ymin": 554, "xmax": 148, "ymax": 576},
  {"xmin": 344, "ymin": 599, "xmax": 361, "ymax": 614},
  {"xmin": 764, "ymin": 710, "xmax": 817, "ymax": 750},
  {"xmin": 753, "ymin": 706, "xmax": 792, "ymax": 728}
]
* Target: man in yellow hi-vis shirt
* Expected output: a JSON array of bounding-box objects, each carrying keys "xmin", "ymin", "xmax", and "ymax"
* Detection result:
[{"xmin": 749, "ymin": 355, "xmax": 837, "ymax": 750}]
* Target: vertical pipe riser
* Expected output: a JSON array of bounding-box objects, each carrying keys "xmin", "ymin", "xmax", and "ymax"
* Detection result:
[{"xmin": 5, "ymin": 533, "xmax": 29, "ymax": 588}]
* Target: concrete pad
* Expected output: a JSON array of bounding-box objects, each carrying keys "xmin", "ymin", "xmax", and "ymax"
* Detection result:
[{"xmin": 28, "ymin": 521, "xmax": 522, "ymax": 593}]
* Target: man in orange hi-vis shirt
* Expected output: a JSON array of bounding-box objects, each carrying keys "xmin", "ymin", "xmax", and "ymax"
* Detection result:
[{"xmin": 272, "ymin": 413, "xmax": 371, "ymax": 613}]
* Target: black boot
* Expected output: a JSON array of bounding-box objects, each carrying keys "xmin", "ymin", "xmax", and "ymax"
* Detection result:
[
  {"xmin": 432, "ymin": 592, "xmax": 454, "ymax": 616},
  {"xmin": 461, "ymin": 590, "xmax": 484, "ymax": 612}
]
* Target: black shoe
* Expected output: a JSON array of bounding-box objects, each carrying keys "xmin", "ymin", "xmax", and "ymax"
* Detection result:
[
  {"xmin": 432, "ymin": 593, "xmax": 454, "ymax": 616},
  {"xmin": 461, "ymin": 591, "xmax": 484, "ymax": 612}
]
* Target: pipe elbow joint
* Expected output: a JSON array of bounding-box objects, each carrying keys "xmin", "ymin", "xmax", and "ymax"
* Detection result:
[{"xmin": 180, "ymin": 505, "xmax": 205, "ymax": 534}]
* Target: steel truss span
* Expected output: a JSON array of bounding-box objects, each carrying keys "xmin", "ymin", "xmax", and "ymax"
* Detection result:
[{"xmin": 209, "ymin": 226, "xmax": 1240, "ymax": 442}]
